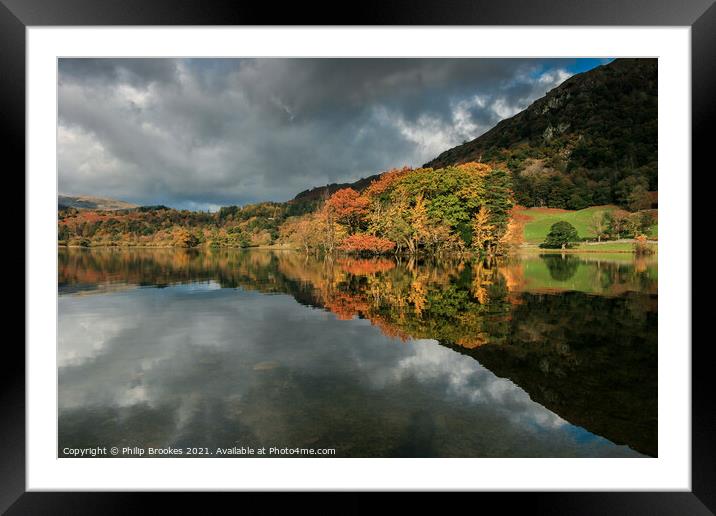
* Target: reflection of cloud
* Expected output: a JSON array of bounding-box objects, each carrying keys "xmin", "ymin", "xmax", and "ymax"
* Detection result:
[
  {"xmin": 58, "ymin": 311, "xmax": 125, "ymax": 368},
  {"xmin": 59, "ymin": 283, "xmax": 628, "ymax": 456},
  {"xmin": 368, "ymin": 339, "xmax": 567, "ymax": 431},
  {"xmin": 117, "ymin": 384, "xmax": 150, "ymax": 407}
]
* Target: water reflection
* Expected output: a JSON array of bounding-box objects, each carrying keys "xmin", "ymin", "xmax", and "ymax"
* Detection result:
[{"xmin": 59, "ymin": 248, "xmax": 657, "ymax": 457}]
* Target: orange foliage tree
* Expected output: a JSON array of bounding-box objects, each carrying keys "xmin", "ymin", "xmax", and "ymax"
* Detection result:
[
  {"xmin": 325, "ymin": 188, "xmax": 370, "ymax": 233},
  {"xmin": 363, "ymin": 166, "xmax": 413, "ymax": 198},
  {"xmin": 339, "ymin": 234, "xmax": 396, "ymax": 254}
]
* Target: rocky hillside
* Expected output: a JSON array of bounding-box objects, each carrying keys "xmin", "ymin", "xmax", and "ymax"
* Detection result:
[{"xmin": 425, "ymin": 58, "xmax": 657, "ymax": 210}]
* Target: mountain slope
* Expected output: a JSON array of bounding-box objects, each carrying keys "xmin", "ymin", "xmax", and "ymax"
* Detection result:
[
  {"xmin": 58, "ymin": 195, "xmax": 138, "ymax": 211},
  {"xmin": 293, "ymin": 173, "xmax": 382, "ymax": 202},
  {"xmin": 425, "ymin": 58, "xmax": 657, "ymax": 209}
]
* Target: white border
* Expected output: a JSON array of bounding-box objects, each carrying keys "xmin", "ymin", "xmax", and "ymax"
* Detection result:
[{"xmin": 27, "ymin": 27, "xmax": 691, "ymax": 491}]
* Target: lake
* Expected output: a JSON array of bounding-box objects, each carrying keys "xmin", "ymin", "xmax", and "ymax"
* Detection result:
[{"xmin": 58, "ymin": 248, "xmax": 657, "ymax": 458}]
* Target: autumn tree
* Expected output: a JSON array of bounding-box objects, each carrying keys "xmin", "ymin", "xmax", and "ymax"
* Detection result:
[
  {"xmin": 280, "ymin": 216, "xmax": 316, "ymax": 252},
  {"xmin": 626, "ymin": 211, "xmax": 654, "ymax": 238},
  {"xmin": 410, "ymin": 194, "xmax": 430, "ymax": 252},
  {"xmin": 633, "ymin": 234, "xmax": 655, "ymax": 255},
  {"xmin": 499, "ymin": 207, "xmax": 525, "ymax": 251},
  {"xmin": 604, "ymin": 210, "xmax": 629, "ymax": 239},
  {"xmin": 173, "ymin": 228, "xmax": 199, "ymax": 248},
  {"xmin": 361, "ymin": 162, "xmax": 514, "ymax": 255},
  {"xmin": 363, "ymin": 166, "xmax": 412, "ymax": 199},
  {"xmin": 325, "ymin": 188, "xmax": 370, "ymax": 233},
  {"xmin": 338, "ymin": 234, "xmax": 396, "ymax": 254},
  {"xmin": 366, "ymin": 200, "xmax": 414, "ymax": 254},
  {"xmin": 471, "ymin": 207, "xmax": 494, "ymax": 253}
]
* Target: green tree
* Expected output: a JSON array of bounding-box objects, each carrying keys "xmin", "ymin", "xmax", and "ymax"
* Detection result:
[
  {"xmin": 482, "ymin": 167, "xmax": 513, "ymax": 242},
  {"xmin": 540, "ymin": 221, "xmax": 580, "ymax": 249},
  {"xmin": 628, "ymin": 184, "xmax": 652, "ymax": 211}
]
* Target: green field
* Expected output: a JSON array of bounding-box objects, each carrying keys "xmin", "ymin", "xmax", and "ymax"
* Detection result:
[
  {"xmin": 520, "ymin": 205, "xmax": 618, "ymax": 243},
  {"xmin": 520, "ymin": 205, "xmax": 658, "ymax": 244}
]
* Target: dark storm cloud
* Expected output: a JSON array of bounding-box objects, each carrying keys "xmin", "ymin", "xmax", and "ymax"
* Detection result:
[
  {"xmin": 58, "ymin": 58, "xmax": 597, "ymax": 209},
  {"xmin": 59, "ymin": 58, "xmax": 179, "ymax": 87}
]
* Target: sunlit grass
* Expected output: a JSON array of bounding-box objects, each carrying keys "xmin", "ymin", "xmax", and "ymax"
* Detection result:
[{"xmin": 521, "ymin": 205, "xmax": 621, "ymax": 243}]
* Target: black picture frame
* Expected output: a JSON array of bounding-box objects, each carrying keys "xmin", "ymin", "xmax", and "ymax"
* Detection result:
[{"xmin": 5, "ymin": 0, "xmax": 711, "ymax": 512}]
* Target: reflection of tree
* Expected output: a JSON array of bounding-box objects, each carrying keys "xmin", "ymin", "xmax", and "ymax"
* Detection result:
[
  {"xmin": 60, "ymin": 248, "xmax": 657, "ymax": 456},
  {"xmin": 336, "ymin": 257, "xmax": 395, "ymax": 276},
  {"xmin": 541, "ymin": 254, "xmax": 580, "ymax": 281},
  {"xmin": 60, "ymin": 249, "xmax": 655, "ymax": 350},
  {"xmin": 456, "ymin": 291, "xmax": 657, "ymax": 457}
]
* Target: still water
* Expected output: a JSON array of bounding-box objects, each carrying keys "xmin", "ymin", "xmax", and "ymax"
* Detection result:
[{"xmin": 58, "ymin": 248, "xmax": 657, "ymax": 458}]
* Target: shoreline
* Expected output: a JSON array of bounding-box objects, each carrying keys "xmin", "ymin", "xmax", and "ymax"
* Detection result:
[{"xmin": 59, "ymin": 243, "xmax": 658, "ymax": 256}]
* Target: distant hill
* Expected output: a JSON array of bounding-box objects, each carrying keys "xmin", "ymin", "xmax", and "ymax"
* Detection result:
[
  {"xmin": 424, "ymin": 58, "xmax": 657, "ymax": 210},
  {"xmin": 58, "ymin": 195, "xmax": 138, "ymax": 211}
]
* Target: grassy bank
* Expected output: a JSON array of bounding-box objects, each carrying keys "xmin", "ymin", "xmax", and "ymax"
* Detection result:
[
  {"xmin": 518, "ymin": 205, "xmax": 658, "ymax": 244},
  {"xmin": 520, "ymin": 241, "xmax": 657, "ymax": 254}
]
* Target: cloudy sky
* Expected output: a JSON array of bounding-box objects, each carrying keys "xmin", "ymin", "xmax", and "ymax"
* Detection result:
[{"xmin": 58, "ymin": 58, "xmax": 611, "ymax": 210}]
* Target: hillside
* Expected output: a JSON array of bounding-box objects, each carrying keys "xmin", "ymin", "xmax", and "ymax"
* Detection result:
[
  {"xmin": 293, "ymin": 173, "xmax": 382, "ymax": 202},
  {"xmin": 58, "ymin": 194, "xmax": 138, "ymax": 211},
  {"xmin": 425, "ymin": 58, "xmax": 657, "ymax": 210}
]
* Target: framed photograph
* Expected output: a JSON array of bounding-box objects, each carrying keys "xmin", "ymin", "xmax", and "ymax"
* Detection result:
[{"xmin": 8, "ymin": 0, "xmax": 711, "ymax": 511}]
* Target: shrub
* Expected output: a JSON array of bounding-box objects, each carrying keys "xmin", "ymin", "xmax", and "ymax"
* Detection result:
[{"xmin": 633, "ymin": 234, "xmax": 655, "ymax": 255}]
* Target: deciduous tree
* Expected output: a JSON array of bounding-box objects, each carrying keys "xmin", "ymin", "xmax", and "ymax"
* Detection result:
[{"xmin": 540, "ymin": 221, "xmax": 579, "ymax": 249}]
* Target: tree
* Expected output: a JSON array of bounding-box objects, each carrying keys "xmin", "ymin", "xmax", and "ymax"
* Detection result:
[
  {"xmin": 605, "ymin": 210, "xmax": 629, "ymax": 238},
  {"xmin": 338, "ymin": 234, "xmax": 396, "ymax": 254},
  {"xmin": 280, "ymin": 216, "xmax": 315, "ymax": 252},
  {"xmin": 588, "ymin": 212, "xmax": 609, "ymax": 242},
  {"xmin": 633, "ymin": 234, "xmax": 655, "ymax": 255},
  {"xmin": 482, "ymin": 167, "xmax": 514, "ymax": 243},
  {"xmin": 424, "ymin": 223, "xmax": 463, "ymax": 255},
  {"xmin": 628, "ymin": 184, "xmax": 652, "ymax": 211},
  {"xmin": 363, "ymin": 166, "xmax": 412, "ymax": 199},
  {"xmin": 568, "ymin": 191, "xmax": 590, "ymax": 210},
  {"xmin": 626, "ymin": 211, "xmax": 654, "ymax": 238},
  {"xmin": 410, "ymin": 194, "xmax": 430, "ymax": 251},
  {"xmin": 499, "ymin": 212, "xmax": 524, "ymax": 251},
  {"xmin": 58, "ymin": 225, "xmax": 70, "ymax": 242},
  {"xmin": 540, "ymin": 221, "xmax": 579, "ymax": 249},
  {"xmin": 471, "ymin": 207, "xmax": 494, "ymax": 253},
  {"xmin": 325, "ymin": 188, "xmax": 370, "ymax": 233},
  {"xmin": 615, "ymin": 176, "xmax": 649, "ymax": 207},
  {"xmin": 173, "ymin": 228, "xmax": 199, "ymax": 248},
  {"xmin": 377, "ymin": 201, "xmax": 413, "ymax": 253}
]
